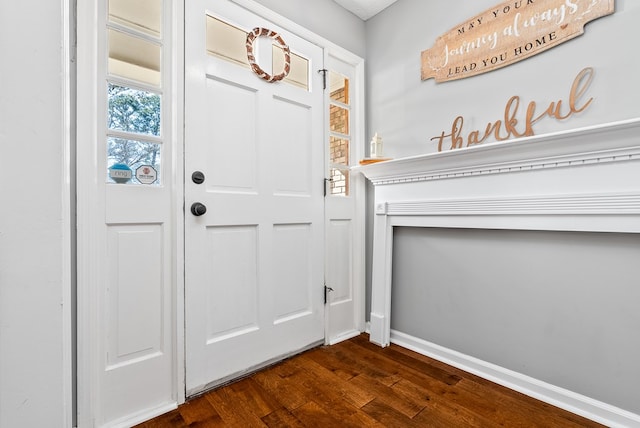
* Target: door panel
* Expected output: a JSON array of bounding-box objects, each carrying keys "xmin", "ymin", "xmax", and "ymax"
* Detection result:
[
  {"xmin": 205, "ymin": 77, "xmax": 259, "ymax": 192},
  {"xmin": 272, "ymin": 98, "xmax": 313, "ymax": 195},
  {"xmin": 107, "ymin": 224, "xmax": 164, "ymax": 368},
  {"xmin": 185, "ymin": 0, "xmax": 325, "ymax": 394},
  {"xmin": 205, "ymin": 225, "xmax": 259, "ymax": 342},
  {"xmin": 272, "ymin": 223, "xmax": 313, "ymax": 321}
]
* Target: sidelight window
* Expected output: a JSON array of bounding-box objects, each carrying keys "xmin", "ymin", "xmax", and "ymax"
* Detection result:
[
  {"xmin": 106, "ymin": 0, "xmax": 163, "ymax": 185},
  {"xmin": 328, "ymin": 71, "xmax": 351, "ymax": 196}
]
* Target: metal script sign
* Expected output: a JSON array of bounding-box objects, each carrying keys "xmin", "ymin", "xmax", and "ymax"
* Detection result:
[{"xmin": 421, "ymin": 0, "xmax": 614, "ymax": 82}]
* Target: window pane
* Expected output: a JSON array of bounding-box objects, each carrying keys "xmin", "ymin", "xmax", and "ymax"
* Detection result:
[
  {"xmin": 107, "ymin": 137, "xmax": 161, "ymax": 185},
  {"xmin": 109, "ymin": 0, "xmax": 162, "ymax": 38},
  {"xmin": 206, "ymin": 15, "xmax": 249, "ymax": 66},
  {"xmin": 273, "ymin": 46, "xmax": 309, "ymax": 90},
  {"xmin": 329, "ymin": 71, "xmax": 349, "ymax": 104},
  {"xmin": 330, "ymin": 136, "xmax": 349, "ymax": 166},
  {"xmin": 330, "ymin": 168, "xmax": 349, "ymax": 196},
  {"xmin": 330, "ymin": 105, "xmax": 349, "ymax": 135},
  {"xmin": 108, "ymin": 84, "xmax": 161, "ymax": 137},
  {"xmin": 108, "ymin": 29, "xmax": 161, "ymax": 86}
]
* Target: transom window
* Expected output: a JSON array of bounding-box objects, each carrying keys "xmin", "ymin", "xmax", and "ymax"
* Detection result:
[{"xmin": 205, "ymin": 15, "xmax": 310, "ymax": 91}]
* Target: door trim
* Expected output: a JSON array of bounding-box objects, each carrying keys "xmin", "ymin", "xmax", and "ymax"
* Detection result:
[
  {"xmin": 62, "ymin": 0, "xmax": 74, "ymax": 425},
  {"xmin": 76, "ymin": 0, "xmax": 102, "ymax": 424},
  {"xmin": 173, "ymin": 0, "xmax": 187, "ymax": 407}
]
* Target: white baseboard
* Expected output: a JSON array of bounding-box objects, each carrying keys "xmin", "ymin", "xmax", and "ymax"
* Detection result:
[
  {"xmin": 106, "ymin": 402, "xmax": 178, "ymax": 428},
  {"xmin": 327, "ymin": 329, "xmax": 362, "ymax": 346},
  {"xmin": 390, "ymin": 330, "xmax": 640, "ymax": 428}
]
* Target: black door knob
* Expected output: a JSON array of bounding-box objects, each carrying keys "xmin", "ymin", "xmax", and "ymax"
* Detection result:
[{"xmin": 190, "ymin": 202, "xmax": 207, "ymax": 216}]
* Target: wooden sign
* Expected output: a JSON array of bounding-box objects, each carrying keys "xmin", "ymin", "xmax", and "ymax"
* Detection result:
[{"xmin": 421, "ymin": 0, "xmax": 614, "ymax": 82}]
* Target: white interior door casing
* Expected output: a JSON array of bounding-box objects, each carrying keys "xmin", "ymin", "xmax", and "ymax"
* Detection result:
[{"xmin": 185, "ymin": 0, "xmax": 326, "ymax": 394}]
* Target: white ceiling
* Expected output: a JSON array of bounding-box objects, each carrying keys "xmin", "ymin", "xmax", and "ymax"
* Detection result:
[{"xmin": 333, "ymin": 0, "xmax": 399, "ymax": 21}]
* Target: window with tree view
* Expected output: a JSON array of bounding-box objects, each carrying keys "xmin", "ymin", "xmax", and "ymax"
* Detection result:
[{"xmin": 106, "ymin": 0, "xmax": 163, "ymax": 185}]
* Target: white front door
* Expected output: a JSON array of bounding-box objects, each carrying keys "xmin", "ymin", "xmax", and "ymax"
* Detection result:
[{"xmin": 185, "ymin": 0, "xmax": 325, "ymax": 394}]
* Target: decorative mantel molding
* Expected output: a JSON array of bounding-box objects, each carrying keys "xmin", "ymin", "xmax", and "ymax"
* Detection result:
[
  {"xmin": 379, "ymin": 192, "xmax": 640, "ymax": 216},
  {"xmin": 355, "ymin": 118, "xmax": 640, "ymax": 186},
  {"xmin": 355, "ymin": 118, "xmax": 640, "ymax": 427}
]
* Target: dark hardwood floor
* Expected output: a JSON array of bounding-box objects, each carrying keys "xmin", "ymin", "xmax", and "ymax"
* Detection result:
[{"xmin": 137, "ymin": 334, "xmax": 604, "ymax": 427}]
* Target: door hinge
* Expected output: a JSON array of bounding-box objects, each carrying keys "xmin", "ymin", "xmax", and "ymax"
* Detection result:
[
  {"xmin": 324, "ymin": 177, "xmax": 333, "ymax": 197},
  {"xmin": 324, "ymin": 284, "xmax": 334, "ymax": 304},
  {"xmin": 318, "ymin": 69, "xmax": 328, "ymax": 90}
]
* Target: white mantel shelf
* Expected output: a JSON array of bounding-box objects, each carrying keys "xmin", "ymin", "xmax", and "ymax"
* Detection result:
[{"xmin": 354, "ymin": 118, "xmax": 640, "ymax": 186}]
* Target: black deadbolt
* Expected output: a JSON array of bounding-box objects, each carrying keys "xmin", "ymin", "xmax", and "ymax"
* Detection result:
[
  {"xmin": 192, "ymin": 171, "xmax": 205, "ymax": 184},
  {"xmin": 190, "ymin": 202, "xmax": 207, "ymax": 216}
]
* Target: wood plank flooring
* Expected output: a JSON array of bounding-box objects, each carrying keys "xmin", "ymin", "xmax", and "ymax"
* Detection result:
[{"xmin": 136, "ymin": 334, "xmax": 604, "ymax": 427}]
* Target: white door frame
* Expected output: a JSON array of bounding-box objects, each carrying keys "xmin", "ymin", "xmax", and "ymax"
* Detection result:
[
  {"xmin": 76, "ymin": 0, "xmax": 364, "ymax": 425},
  {"xmin": 173, "ymin": 0, "xmax": 187, "ymax": 408}
]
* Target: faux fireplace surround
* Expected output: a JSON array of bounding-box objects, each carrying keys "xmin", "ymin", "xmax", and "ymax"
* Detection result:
[{"xmin": 356, "ymin": 118, "xmax": 640, "ymax": 426}]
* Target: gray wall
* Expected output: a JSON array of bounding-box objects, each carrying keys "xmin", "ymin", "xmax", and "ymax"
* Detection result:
[
  {"xmin": 365, "ymin": 0, "xmax": 640, "ymax": 416},
  {"xmin": 254, "ymin": 0, "xmax": 366, "ymax": 57},
  {"xmin": 392, "ymin": 227, "xmax": 640, "ymax": 414},
  {"xmin": 365, "ymin": 0, "xmax": 639, "ymax": 158}
]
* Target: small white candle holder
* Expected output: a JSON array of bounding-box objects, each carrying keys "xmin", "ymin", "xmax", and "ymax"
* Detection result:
[{"xmin": 370, "ymin": 132, "xmax": 383, "ymax": 158}]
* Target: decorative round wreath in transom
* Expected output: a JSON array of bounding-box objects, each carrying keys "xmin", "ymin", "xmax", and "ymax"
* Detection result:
[{"xmin": 246, "ymin": 27, "xmax": 290, "ymax": 82}]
